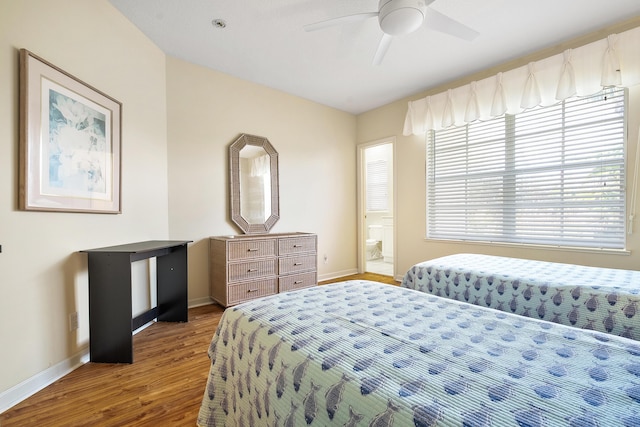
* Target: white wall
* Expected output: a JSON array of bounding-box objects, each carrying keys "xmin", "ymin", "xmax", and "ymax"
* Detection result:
[{"xmin": 357, "ymin": 19, "xmax": 640, "ymax": 279}]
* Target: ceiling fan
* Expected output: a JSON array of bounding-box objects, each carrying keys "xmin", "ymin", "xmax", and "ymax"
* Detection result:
[{"xmin": 304, "ymin": 0, "xmax": 479, "ymax": 65}]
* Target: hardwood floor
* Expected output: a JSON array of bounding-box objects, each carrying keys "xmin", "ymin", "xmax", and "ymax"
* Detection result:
[
  {"xmin": 0, "ymin": 304, "xmax": 224, "ymax": 427},
  {"xmin": 321, "ymin": 272, "xmax": 398, "ymax": 285},
  {"xmin": 0, "ymin": 273, "xmax": 397, "ymax": 426}
]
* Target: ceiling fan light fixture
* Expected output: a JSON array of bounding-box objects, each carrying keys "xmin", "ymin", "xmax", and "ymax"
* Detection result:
[{"xmin": 378, "ymin": 0, "xmax": 426, "ymax": 36}]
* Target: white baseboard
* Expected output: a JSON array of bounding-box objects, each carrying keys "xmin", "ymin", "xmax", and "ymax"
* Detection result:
[
  {"xmin": 189, "ymin": 296, "xmax": 214, "ymax": 308},
  {"xmin": 0, "ymin": 298, "xmax": 211, "ymax": 414},
  {"xmin": 317, "ymin": 268, "xmax": 359, "ymax": 282},
  {"xmin": 0, "ymin": 348, "xmax": 90, "ymax": 414},
  {"xmin": 0, "ymin": 291, "xmax": 351, "ymax": 413}
]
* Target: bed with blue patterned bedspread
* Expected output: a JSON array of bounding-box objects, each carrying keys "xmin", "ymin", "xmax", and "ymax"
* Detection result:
[
  {"xmin": 197, "ymin": 280, "xmax": 640, "ymax": 426},
  {"xmin": 401, "ymin": 253, "xmax": 640, "ymax": 341}
]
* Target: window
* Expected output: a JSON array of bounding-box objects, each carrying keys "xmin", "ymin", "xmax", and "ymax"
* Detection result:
[
  {"xmin": 427, "ymin": 88, "xmax": 626, "ymax": 249},
  {"xmin": 366, "ymin": 159, "xmax": 388, "ymax": 212}
]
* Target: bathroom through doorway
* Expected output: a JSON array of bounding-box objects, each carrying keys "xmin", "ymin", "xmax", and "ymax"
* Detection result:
[{"xmin": 357, "ymin": 138, "xmax": 395, "ymax": 277}]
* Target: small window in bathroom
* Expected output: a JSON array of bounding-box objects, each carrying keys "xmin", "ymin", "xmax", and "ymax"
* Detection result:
[{"xmin": 367, "ymin": 159, "xmax": 388, "ymax": 212}]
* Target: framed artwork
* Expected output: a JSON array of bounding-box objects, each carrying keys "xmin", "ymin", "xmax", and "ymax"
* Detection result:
[{"xmin": 19, "ymin": 49, "xmax": 122, "ymax": 213}]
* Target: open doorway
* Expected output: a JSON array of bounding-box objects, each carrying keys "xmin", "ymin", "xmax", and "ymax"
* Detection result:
[{"xmin": 357, "ymin": 138, "xmax": 394, "ymax": 277}]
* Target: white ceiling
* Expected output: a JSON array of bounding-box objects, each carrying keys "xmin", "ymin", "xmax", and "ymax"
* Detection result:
[{"xmin": 109, "ymin": 0, "xmax": 640, "ymax": 115}]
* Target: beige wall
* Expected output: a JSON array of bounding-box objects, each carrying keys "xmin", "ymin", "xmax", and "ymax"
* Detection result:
[
  {"xmin": 0, "ymin": 0, "xmax": 168, "ymax": 403},
  {"xmin": 357, "ymin": 20, "xmax": 640, "ymax": 279},
  {"xmin": 0, "ymin": 0, "xmax": 357, "ymax": 406},
  {"xmin": 165, "ymin": 57, "xmax": 358, "ymax": 305},
  {"xmin": 2, "ymin": 0, "xmax": 639, "ymax": 414}
]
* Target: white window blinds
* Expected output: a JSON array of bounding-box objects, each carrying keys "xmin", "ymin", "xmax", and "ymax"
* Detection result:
[
  {"xmin": 427, "ymin": 88, "xmax": 626, "ymax": 249},
  {"xmin": 367, "ymin": 159, "xmax": 388, "ymax": 212}
]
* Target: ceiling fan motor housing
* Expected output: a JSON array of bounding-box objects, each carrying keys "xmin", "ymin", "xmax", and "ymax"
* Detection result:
[{"xmin": 378, "ymin": 0, "xmax": 427, "ymax": 36}]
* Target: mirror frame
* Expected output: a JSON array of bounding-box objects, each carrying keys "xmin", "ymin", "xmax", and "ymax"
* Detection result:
[{"xmin": 229, "ymin": 133, "xmax": 280, "ymax": 234}]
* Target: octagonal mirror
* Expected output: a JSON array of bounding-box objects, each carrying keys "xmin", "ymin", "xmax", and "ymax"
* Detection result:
[{"xmin": 229, "ymin": 134, "xmax": 279, "ymax": 234}]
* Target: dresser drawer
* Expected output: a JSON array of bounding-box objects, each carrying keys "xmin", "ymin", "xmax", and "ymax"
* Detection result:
[
  {"xmin": 279, "ymin": 254, "xmax": 316, "ymax": 275},
  {"xmin": 228, "ymin": 259, "xmax": 277, "ymax": 282},
  {"xmin": 278, "ymin": 235, "xmax": 317, "ymax": 256},
  {"xmin": 279, "ymin": 271, "xmax": 317, "ymax": 292},
  {"xmin": 228, "ymin": 239, "xmax": 276, "ymax": 261},
  {"xmin": 227, "ymin": 279, "xmax": 277, "ymax": 305},
  {"xmin": 210, "ymin": 233, "xmax": 317, "ymax": 307}
]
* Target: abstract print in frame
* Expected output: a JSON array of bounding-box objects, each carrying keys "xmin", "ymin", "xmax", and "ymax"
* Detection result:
[{"xmin": 19, "ymin": 49, "xmax": 122, "ymax": 213}]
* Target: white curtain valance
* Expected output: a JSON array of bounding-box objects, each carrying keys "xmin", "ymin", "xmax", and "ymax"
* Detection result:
[{"xmin": 403, "ymin": 26, "xmax": 640, "ymax": 135}]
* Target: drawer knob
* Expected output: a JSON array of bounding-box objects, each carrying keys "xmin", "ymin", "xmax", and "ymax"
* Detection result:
[
  {"xmin": 293, "ymin": 244, "xmax": 303, "ymax": 248},
  {"xmin": 248, "ymin": 268, "xmax": 258, "ymax": 272},
  {"xmin": 247, "ymin": 289, "xmax": 258, "ymax": 293},
  {"xmin": 294, "ymin": 262, "xmax": 302, "ymax": 266},
  {"xmin": 247, "ymin": 248, "xmax": 259, "ymax": 252},
  {"xmin": 294, "ymin": 281, "xmax": 303, "ymax": 284}
]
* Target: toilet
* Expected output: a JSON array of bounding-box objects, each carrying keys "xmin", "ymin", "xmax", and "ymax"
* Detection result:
[{"xmin": 366, "ymin": 225, "xmax": 383, "ymax": 260}]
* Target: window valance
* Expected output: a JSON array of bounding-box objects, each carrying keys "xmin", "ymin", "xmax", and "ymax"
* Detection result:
[{"xmin": 403, "ymin": 26, "xmax": 640, "ymax": 135}]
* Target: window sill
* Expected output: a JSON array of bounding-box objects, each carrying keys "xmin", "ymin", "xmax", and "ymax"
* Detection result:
[{"xmin": 424, "ymin": 238, "xmax": 631, "ymax": 256}]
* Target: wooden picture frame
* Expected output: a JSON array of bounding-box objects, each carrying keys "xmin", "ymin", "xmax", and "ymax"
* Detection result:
[{"xmin": 19, "ymin": 49, "xmax": 122, "ymax": 213}]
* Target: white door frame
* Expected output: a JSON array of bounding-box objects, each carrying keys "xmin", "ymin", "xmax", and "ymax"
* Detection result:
[{"xmin": 356, "ymin": 136, "xmax": 396, "ymax": 275}]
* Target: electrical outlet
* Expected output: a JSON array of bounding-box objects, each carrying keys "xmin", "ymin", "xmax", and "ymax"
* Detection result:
[
  {"xmin": 69, "ymin": 312, "xmax": 79, "ymax": 331},
  {"xmin": 323, "ymin": 254, "xmax": 328, "ymax": 264}
]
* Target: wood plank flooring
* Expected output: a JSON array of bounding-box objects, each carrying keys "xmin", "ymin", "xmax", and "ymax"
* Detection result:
[{"xmin": 0, "ymin": 273, "xmax": 397, "ymax": 426}]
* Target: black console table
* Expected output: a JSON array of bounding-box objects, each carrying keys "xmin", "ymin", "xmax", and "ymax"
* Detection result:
[{"xmin": 81, "ymin": 240, "xmax": 191, "ymax": 363}]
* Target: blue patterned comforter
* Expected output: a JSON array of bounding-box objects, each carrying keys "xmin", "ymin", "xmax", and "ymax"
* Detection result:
[
  {"xmin": 401, "ymin": 253, "xmax": 640, "ymax": 341},
  {"xmin": 198, "ymin": 280, "xmax": 640, "ymax": 426}
]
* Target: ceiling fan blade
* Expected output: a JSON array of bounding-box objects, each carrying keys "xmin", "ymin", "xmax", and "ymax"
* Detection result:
[
  {"xmin": 304, "ymin": 12, "xmax": 378, "ymax": 32},
  {"xmin": 373, "ymin": 33, "xmax": 393, "ymax": 66},
  {"xmin": 424, "ymin": 8, "xmax": 479, "ymax": 41}
]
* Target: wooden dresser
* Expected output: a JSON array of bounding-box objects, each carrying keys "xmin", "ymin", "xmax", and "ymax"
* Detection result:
[{"xmin": 209, "ymin": 232, "xmax": 317, "ymax": 307}]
